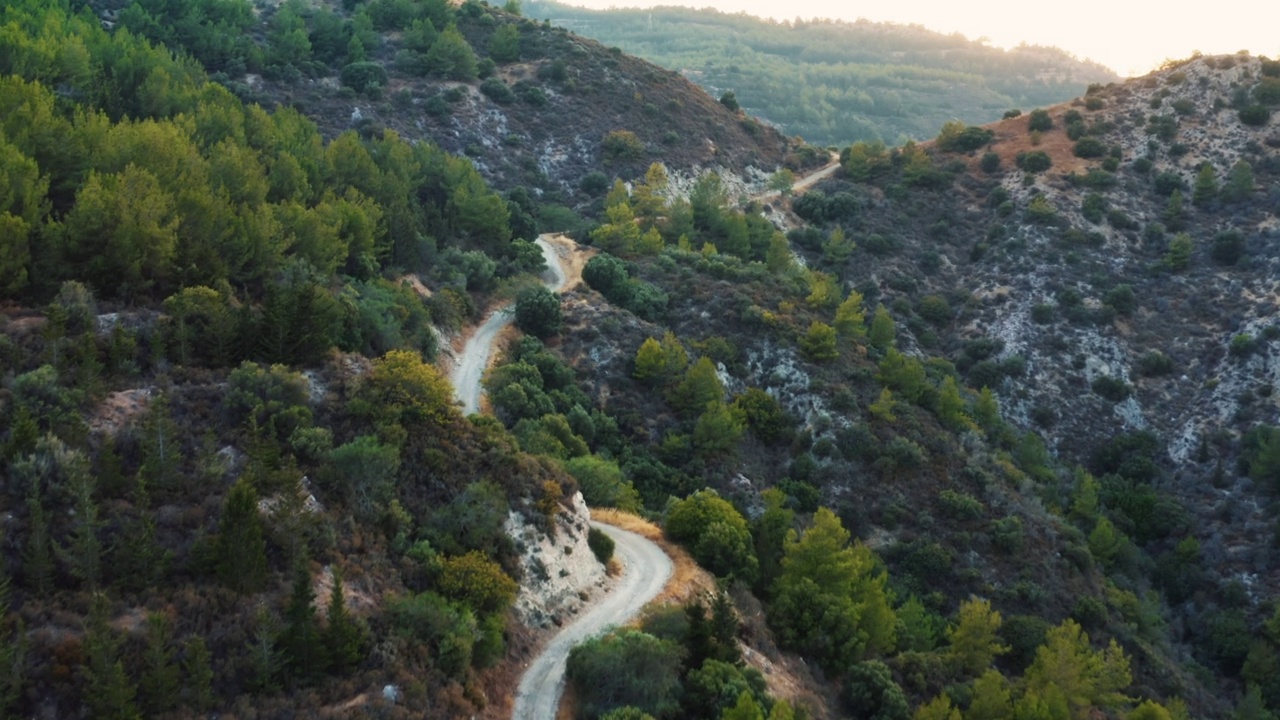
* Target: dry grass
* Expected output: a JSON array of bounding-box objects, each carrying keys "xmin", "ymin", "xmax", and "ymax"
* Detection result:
[
  {"xmin": 590, "ymin": 508, "xmax": 717, "ymax": 607},
  {"xmin": 936, "ymin": 107, "xmax": 1095, "ymax": 179}
]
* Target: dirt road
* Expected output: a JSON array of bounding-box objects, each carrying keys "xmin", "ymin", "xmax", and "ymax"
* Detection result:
[
  {"xmin": 511, "ymin": 522, "xmax": 673, "ymax": 720},
  {"xmin": 451, "ymin": 235, "xmax": 568, "ymax": 415}
]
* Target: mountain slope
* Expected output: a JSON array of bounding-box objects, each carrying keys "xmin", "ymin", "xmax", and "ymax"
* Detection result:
[
  {"xmin": 525, "ymin": 1, "xmax": 1120, "ymax": 146},
  {"xmin": 109, "ymin": 0, "xmax": 793, "ymax": 210}
]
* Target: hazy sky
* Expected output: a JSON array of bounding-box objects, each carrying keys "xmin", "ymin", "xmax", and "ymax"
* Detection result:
[{"xmin": 553, "ymin": 0, "xmax": 1280, "ymax": 76}]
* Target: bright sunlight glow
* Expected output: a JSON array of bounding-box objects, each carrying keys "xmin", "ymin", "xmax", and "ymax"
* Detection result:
[{"xmin": 551, "ymin": 0, "xmax": 1280, "ymax": 77}]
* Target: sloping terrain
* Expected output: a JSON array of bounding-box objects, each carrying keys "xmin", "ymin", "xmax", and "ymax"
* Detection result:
[{"xmin": 525, "ymin": 1, "xmax": 1120, "ymax": 146}]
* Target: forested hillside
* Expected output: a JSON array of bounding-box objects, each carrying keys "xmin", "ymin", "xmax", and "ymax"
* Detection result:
[
  {"xmin": 101, "ymin": 0, "xmax": 792, "ymax": 212},
  {"xmin": 525, "ymin": 1, "xmax": 1120, "ymax": 146},
  {"xmin": 0, "ymin": 1, "xmax": 581, "ymax": 716},
  {"xmin": 2, "ymin": 1, "xmax": 1278, "ymax": 720}
]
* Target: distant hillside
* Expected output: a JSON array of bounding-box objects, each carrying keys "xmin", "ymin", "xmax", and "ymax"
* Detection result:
[
  {"xmin": 526, "ymin": 1, "xmax": 1120, "ymax": 146},
  {"xmin": 104, "ymin": 0, "xmax": 792, "ymax": 214}
]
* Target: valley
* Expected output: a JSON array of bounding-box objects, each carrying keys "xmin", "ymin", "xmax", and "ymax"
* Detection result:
[{"xmin": 0, "ymin": 1, "xmax": 1278, "ymax": 720}]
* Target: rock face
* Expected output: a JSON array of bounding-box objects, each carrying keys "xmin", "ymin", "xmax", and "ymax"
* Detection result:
[{"xmin": 504, "ymin": 491, "xmax": 610, "ymax": 629}]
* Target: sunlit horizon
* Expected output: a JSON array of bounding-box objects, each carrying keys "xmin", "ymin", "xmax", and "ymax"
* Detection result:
[{"xmin": 544, "ymin": 0, "xmax": 1280, "ymax": 77}]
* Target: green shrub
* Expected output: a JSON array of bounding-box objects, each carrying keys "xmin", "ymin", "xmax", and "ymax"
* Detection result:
[
  {"xmin": 1239, "ymin": 105, "xmax": 1271, "ymax": 126},
  {"xmin": 992, "ymin": 516, "xmax": 1024, "ymax": 553},
  {"xmin": 340, "ymin": 62, "xmax": 389, "ymax": 93},
  {"xmin": 602, "ymin": 130, "xmax": 645, "ymax": 164},
  {"xmin": 1137, "ymin": 351, "xmax": 1173, "ymax": 376},
  {"xmin": 1003, "ymin": 109, "xmax": 1022, "ymax": 119},
  {"xmin": 1084, "ymin": 96, "xmax": 1105, "ymax": 111},
  {"xmin": 587, "ymin": 527, "xmax": 615, "ymax": 564},
  {"xmin": 1031, "ymin": 304, "xmax": 1055, "ymax": 324},
  {"xmin": 1073, "ymin": 137, "xmax": 1107, "ymax": 158},
  {"xmin": 566, "ymin": 631, "xmax": 682, "ymax": 718},
  {"xmin": 665, "ymin": 490, "xmax": 757, "ymax": 582},
  {"xmin": 1229, "ymin": 334, "xmax": 1257, "ymax": 358},
  {"xmin": 1091, "ymin": 376, "xmax": 1132, "ymax": 402},
  {"xmin": 1027, "ymin": 109, "xmax": 1053, "ymax": 132},
  {"xmin": 937, "ymin": 123, "xmax": 995, "ymax": 152},
  {"xmin": 980, "ymin": 152, "xmax": 1001, "ymax": 173},
  {"xmin": 1153, "ymin": 171, "xmax": 1185, "ymax": 196},
  {"xmin": 842, "ymin": 660, "xmax": 910, "ymax": 720},
  {"xmin": 1103, "ymin": 284, "xmax": 1136, "ymax": 315},
  {"xmin": 938, "ymin": 489, "xmax": 984, "ymax": 520},
  {"xmin": 514, "ymin": 285, "xmax": 562, "ymax": 338},
  {"xmin": 1211, "ymin": 229, "xmax": 1246, "ymax": 264},
  {"xmin": 917, "ymin": 295, "xmax": 952, "ymax": 325},
  {"xmin": 1255, "ymin": 78, "xmax": 1280, "ymax": 105},
  {"xmin": 1016, "ymin": 151, "xmax": 1052, "ymax": 173},
  {"xmin": 1081, "ymin": 193, "xmax": 1106, "ymax": 223},
  {"xmin": 1107, "ymin": 209, "xmax": 1139, "ymax": 231},
  {"xmin": 479, "ymin": 77, "xmax": 515, "ymax": 103}
]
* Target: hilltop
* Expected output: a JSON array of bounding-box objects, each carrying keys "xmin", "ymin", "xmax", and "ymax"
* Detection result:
[{"xmin": 525, "ymin": 1, "xmax": 1120, "ymax": 146}]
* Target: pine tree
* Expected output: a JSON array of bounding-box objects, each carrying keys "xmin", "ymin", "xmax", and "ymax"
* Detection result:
[
  {"xmin": 722, "ymin": 690, "xmax": 765, "ymax": 720},
  {"xmin": 22, "ymin": 493, "xmax": 53, "ymax": 596},
  {"xmin": 114, "ymin": 477, "xmax": 170, "ymax": 593},
  {"xmin": 671, "ymin": 357, "xmax": 724, "ymax": 415},
  {"xmin": 57, "ymin": 461, "xmax": 101, "ymax": 588},
  {"xmin": 967, "ymin": 669, "xmax": 1013, "ymax": 720},
  {"xmin": 1193, "ymin": 164, "xmax": 1218, "ymax": 206},
  {"xmin": 139, "ymin": 613, "xmax": 179, "ymax": 715},
  {"xmin": 659, "ymin": 331, "xmax": 689, "ymax": 377},
  {"xmin": 1163, "ymin": 189, "xmax": 1186, "ymax": 231},
  {"xmin": 279, "ymin": 559, "xmax": 326, "ymax": 684},
  {"xmin": 1165, "ymin": 232, "xmax": 1192, "ymax": 271},
  {"xmin": 0, "ymin": 569, "xmax": 27, "ymax": 717},
  {"xmin": 693, "ymin": 401, "xmax": 745, "ymax": 457},
  {"xmin": 96, "ymin": 436, "xmax": 128, "ymax": 499},
  {"xmin": 82, "ymin": 594, "xmax": 142, "ymax": 720},
  {"xmin": 800, "ymin": 321, "xmax": 839, "ymax": 362},
  {"xmin": 324, "ymin": 570, "xmax": 365, "ymax": 672},
  {"xmin": 916, "ymin": 694, "xmax": 962, "ymax": 720},
  {"xmin": 216, "ymin": 478, "xmax": 268, "ymax": 594},
  {"xmin": 425, "ymin": 25, "xmax": 477, "ymax": 80},
  {"xmin": 974, "ymin": 387, "xmax": 1000, "ymax": 430},
  {"xmin": 182, "ymin": 636, "xmax": 215, "ymax": 712},
  {"xmin": 947, "ymin": 597, "xmax": 1009, "ymax": 675},
  {"xmin": 822, "ymin": 226, "xmax": 855, "ymax": 265},
  {"xmin": 936, "ymin": 376, "xmax": 972, "ymax": 431},
  {"xmin": 869, "ymin": 305, "xmax": 896, "ymax": 350},
  {"xmin": 835, "ymin": 291, "xmax": 867, "ymax": 339},
  {"xmin": 1023, "ymin": 620, "xmax": 1131, "ymax": 719},
  {"xmin": 765, "ymin": 233, "xmax": 793, "ymax": 274},
  {"xmin": 1222, "ymin": 160, "xmax": 1255, "ymax": 203},
  {"xmin": 247, "ymin": 608, "xmax": 283, "ymax": 693},
  {"xmin": 3, "ymin": 406, "xmax": 38, "ymax": 462},
  {"xmin": 869, "ymin": 388, "xmax": 898, "ymax": 423},
  {"xmin": 708, "ymin": 591, "xmax": 740, "ymax": 664},
  {"xmin": 138, "ymin": 393, "xmax": 181, "ymax": 490},
  {"xmin": 633, "ymin": 337, "xmax": 666, "ymax": 385},
  {"xmin": 752, "ymin": 488, "xmax": 794, "ymax": 596}
]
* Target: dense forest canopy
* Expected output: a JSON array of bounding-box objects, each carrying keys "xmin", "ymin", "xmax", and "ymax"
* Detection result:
[{"xmin": 525, "ymin": 1, "xmax": 1119, "ymax": 146}]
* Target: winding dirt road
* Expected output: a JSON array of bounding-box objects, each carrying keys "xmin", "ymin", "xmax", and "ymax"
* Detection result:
[
  {"xmin": 444, "ymin": 235, "xmax": 672, "ymax": 719},
  {"xmin": 452, "ymin": 236, "xmax": 568, "ymax": 415},
  {"xmin": 511, "ymin": 522, "xmax": 674, "ymax": 720}
]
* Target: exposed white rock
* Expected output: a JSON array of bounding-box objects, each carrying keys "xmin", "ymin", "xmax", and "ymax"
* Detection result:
[{"xmin": 504, "ymin": 492, "xmax": 611, "ymax": 629}]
